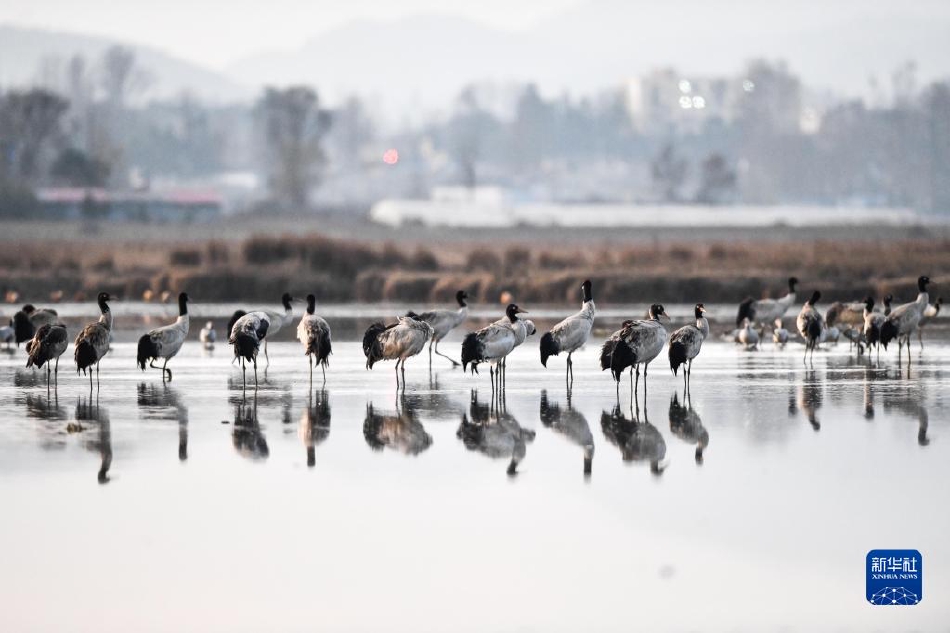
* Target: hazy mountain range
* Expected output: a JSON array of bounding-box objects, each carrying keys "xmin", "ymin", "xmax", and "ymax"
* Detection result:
[{"xmin": 2, "ymin": 0, "xmax": 950, "ymax": 112}]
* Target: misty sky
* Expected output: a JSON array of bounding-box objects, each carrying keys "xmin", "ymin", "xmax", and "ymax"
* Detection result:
[{"xmin": 0, "ymin": 0, "xmax": 580, "ymax": 68}]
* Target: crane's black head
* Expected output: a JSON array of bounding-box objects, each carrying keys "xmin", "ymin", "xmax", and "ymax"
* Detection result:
[
  {"xmin": 506, "ymin": 303, "xmax": 527, "ymax": 322},
  {"xmin": 281, "ymin": 292, "xmax": 294, "ymax": 310},
  {"xmin": 21, "ymin": 304, "xmax": 36, "ymax": 315},
  {"xmin": 788, "ymin": 277, "xmax": 799, "ymax": 292},
  {"xmin": 808, "ymin": 290, "xmax": 821, "ymax": 306},
  {"xmin": 456, "ymin": 290, "xmax": 468, "ymax": 307},
  {"xmin": 694, "ymin": 303, "xmax": 706, "ymax": 318},
  {"xmin": 918, "ymin": 276, "xmax": 931, "ymax": 292},
  {"xmin": 178, "ymin": 292, "xmax": 189, "ymax": 315},
  {"xmin": 581, "ymin": 279, "xmax": 593, "ymax": 303},
  {"xmin": 864, "ymin": 296, "xmax": 875, "ymax": 311},
  {"xmin": 649, "ymin": 304, "xmax": 667, "ymax": 320},
  {"xmin": 306, "ymin": 294, "xmax": 316, "ymax": 314},
  {"xmin": 97, "ymin": 292, "xmax": 114, "ymax": 309}
]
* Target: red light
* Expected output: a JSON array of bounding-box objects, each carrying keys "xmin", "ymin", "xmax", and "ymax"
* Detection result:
[{"xmin": 383, "ymin": 148, "xmax": 399, "ymax": 165}]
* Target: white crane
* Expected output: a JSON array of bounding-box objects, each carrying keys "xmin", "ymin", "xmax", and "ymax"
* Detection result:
[
  {"xmin": 601, "ymin": 303, "xmax": 670, "ymax": 394},
  {"xmin": 540, "ymin": 280, "xmax": 595, "ymax": 386},
  {"xmin": 13, "ymin": 303, "xmax": 60, "ymax": 347},
  {"xmin": 136, "ymin": 292, "xmax": 190, "ymax": 381},
  {"xmin": 461, "ymin": 304, "xmax": 526, "ymax": 393},
  {"xmin": 363, "ymin": 313, "xmax": 433, "ymax": 388},
  {"xmin": 415, "ymin": 289, "xmax": 469, "ymax": 367},
  {"xmin": 26, "ymin": 323, "xmax": 69, "ymax": 388},
  {"xmin": 297, "ymin": 294, "xmax": 332, "ymax": 383},
  {"xmin": 668, "ymin": 303, "xmax": 709, "ymax": 389},
  {"xmin": 230, "ymin": 311, "xmax": 271, "ymax": 389},
  {"xmin": 74, "ymin": 292, "xmax": 115, "ymax": 390},
  {"xmin": 796, "ymin": 290, "xmax": 824, "ymax": 364},
  {"xmin": 736, "ymin": 276, "xmax": 798, "ymax": 335},
  {"xmin": 881, "ymin": 276, "xmax": 932, "ymax": 362}
]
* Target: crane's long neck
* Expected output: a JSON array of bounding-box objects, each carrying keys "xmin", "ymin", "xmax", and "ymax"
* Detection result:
[
  {"xmin": 176, "ymin": 295, "xmax": 189, "ymax": 328},
  {"xmin": 695, "ymin": 316, "xmax": 710, "ymax": 339},
  {"xmin": 916, "ymin": 291, "xmax": 929, "ymax": 310},
  {"xmin": 579, "ymin": 300, "xmax": 595, "ymax": 321},
  {"xmin": 99, "ymin": 301, "xmax": 112, "ymax": 330}
]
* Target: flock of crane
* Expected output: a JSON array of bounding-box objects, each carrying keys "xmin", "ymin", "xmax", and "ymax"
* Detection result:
[{"xmin": 0, "ymin": 274, "xmax": 941, "ymax": 395}]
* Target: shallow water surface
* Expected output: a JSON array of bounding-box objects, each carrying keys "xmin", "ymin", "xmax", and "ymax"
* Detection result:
[{"xmin": 0, "ymin": 338, "xmax": 948, "ymax": 631}]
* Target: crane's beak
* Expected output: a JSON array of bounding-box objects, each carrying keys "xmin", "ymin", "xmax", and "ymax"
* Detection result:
[{"xmin": 516, "ymin": 308, "xmax": 529, "ymax": 314}]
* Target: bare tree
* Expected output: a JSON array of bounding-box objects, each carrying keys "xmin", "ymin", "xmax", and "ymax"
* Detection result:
[
  {"xmin": 695, "ymin": 153, "xmax": 737, "ymax": 204},
  {"xmin": 100, "ymin": 46, "xmax": 150, "ymax": 108},
  {"xmin": 256, "ymin": 86, "xmax": 331, "ymax": 209},
  {"xmin": 0, "ymin": 89, "xmax": 69, "ymax": 184}
]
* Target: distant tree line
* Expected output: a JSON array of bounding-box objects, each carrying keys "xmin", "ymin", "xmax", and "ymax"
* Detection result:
[{"xmin": 2, "ymin": 54, "xmax": 949, "ymax": 217}]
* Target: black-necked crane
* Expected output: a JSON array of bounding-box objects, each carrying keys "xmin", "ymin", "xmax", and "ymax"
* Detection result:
[
  {"xmin": 540, "ymin": 279, "xmax": 595, "ymax": 386},
  {"xmin": 226, "ymin": 310, "xmax": 247, "ymax": 339},
  {"xmin": 668, "ymin": 303, "xmax": 709, "ymax": 389},
  {"xmin": 602, "ymin": 304, "xmax": 669, "ymax": 394},
  {"xmin": 736, "ymin": 276, "xmax": 798, "ymax": 335},
  {"xmin": 13, "ymin": 303, "xmax": 60, "ymax": 347},
  {"xmin": 492, "ymin": 311, "xmax": 536, "ymax": 391},
  {"xmin": 917, "ymin": 297, "xmax": 942, "ymax": 350},
  {"xmin": 796, "ymin": 290, "xmax": 824, "ymax": 365},
  {"xmin": 199, "ymin": 321, "xmax": 216, "ymax": 349},
  {"xmin": 363, "ymin": 313, "xmax": 433, "ymax": 388},
  {"xmin": 415, "ymin": 289, "xmax": 469, "ymax": 367},
  {"xmin": 26, "ymin": 323, "xmax": 68, "ymax": 388},
  {"xmin": 229, "ymin": 311, "xmax": 271, "ymax": 389},
  {"xmin": 296, "ymin": 294, "xmax": 332, "ymax": 383},
  {"xmin": 461, "ymin": 303, "xmax": 526, "ymax": 393},
  {"xmin": 74, "ymin": 292, "xmax": 115, "ymax": 389},
  {"xmin": 136, "ymin": 292, "xmax": 190, "ymax": 381},
  {"xmin": 881, "ymin": 276, "xmax": 932, "ymax": 362}
]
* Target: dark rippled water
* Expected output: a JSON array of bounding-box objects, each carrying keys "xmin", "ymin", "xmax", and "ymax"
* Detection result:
[{"xmin": 1, "ymin": 333, "xmax": 947, "ymax": 631}]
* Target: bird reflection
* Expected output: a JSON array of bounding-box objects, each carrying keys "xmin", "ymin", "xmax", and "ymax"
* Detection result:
[
  {"xmin": 73, "ymin": 396, "xmax": 112, "ymax": 484},
  {"xmin": 232, "ymin": 393, "xmax": 269, "ymax": 460},
  {"xmin": 137, "ymin": 382, "xmax": 190, "ymax": 461},
  {"xmin": 299, "ymin": 389, "xmax": 331, "ymax": 467},
  {"xmin": 669, "ymin": 390, "xmax": 709, "ymax": 465},
  {"xmin": 457, "ymin": 389, "xmax": 535, "ymax": 476},
  {"xmin": 24, "ymin": 390, "xmax": 68, "ymax": 422},
  {"xmin": 363, "ymin": 395, "xmax": 432, "ymax": 456},
  {"xmin": 601, "ymin": 395, "xmax": 666, "ymax": 475},
  {"xmin": 881, "ymin": 387, "xmax": 932, "ymax": 447},
  {"xmin": 539, "ymin": 389, "xmax": 593, "ymax": 477},
  {"xmin": 797, "ymin": 374, "xmax": 823, "ymax": 431}
]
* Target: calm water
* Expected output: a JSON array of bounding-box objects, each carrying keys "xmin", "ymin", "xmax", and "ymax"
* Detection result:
[{"xmin": 1, "ymin": 333, "xmax": 948, "ymax": 631}]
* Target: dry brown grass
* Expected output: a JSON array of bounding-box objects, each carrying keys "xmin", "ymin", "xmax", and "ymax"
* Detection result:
[{"xmin": 1, "ymin": 233, "xmax": 947, "ymax": 304}]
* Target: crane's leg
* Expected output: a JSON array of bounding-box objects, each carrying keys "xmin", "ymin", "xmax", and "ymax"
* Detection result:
[
  {"xmin": 489, "ymin": 366, "xmax": 495, "ymax": 395},
  {"xmin": 96, "ymin": 362, "xmax": 100, "ymax": 390},
  {"xmin": 46, "ymin": 365, "xmax": 51, "ymax": 390},
  {"xmin": 162, "ymin": 358, "xmax": 171, "ymax": 382},
  {"xmin": 401, "ymin": 358, "xmax": 406, "ymax": 386},
  {"xmin": 55, "ymin": 356, "xmax": 59, "ymax": 381},
  {"xmin": 918, "ymin": 329, "xmax": 924, "ymax": 351},
  {"xmin": 321, "ymin": 361, "xmax": 326, "ymax": 384},
  {"xmin": 241, "ymin": 358, "xmax": 246, "ymax": 390},
  {"xmin": 433, "ymin": 339, "xmax": 460, "ymax": 368},
  {"xmin": 263, "ymin": 340, "xmax": 270, "ymax": 367},
  {"xmin": 253, "ymin": 357, "xmax": 258, "ymax": 387},
  {"xmin": 429, "ymin": 341, "xmax": 433, "ymax": 368},
  {"xmin": 395, "ymin": 360, "xmax": 401, "ymax": 388}
]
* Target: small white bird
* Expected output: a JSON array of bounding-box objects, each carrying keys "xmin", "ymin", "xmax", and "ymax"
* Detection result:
[
  {"xmin": 199, "ymin": 321, "xmax": 216, "ymax": 349},
  {"xmin": 297, "ymin": 294, "xmax": 332, "ymax": 383},
  {"xmin": 74, "ymin": 292, "xmax": 115, "ymax": 389},
  {"xmin": 668, "ymin": 303, "xmax": 710, "ymax": 389},
  {"xmin": 415, "ymin": 289, "xmax": 469, "ymax": 367},
  {"xmin": 540, "ymin": 280, "xmax": 595, "ymax": 385},
  {"xmin": 363, "ymin": 313, "xmax": 433, "ymax": 387},
  {"xmin": 737, "ymin": 318, "xmax": 759, "ymax": 350},
  {"xmin": 137, "ymin": 292, "xmax": 190, "ymax": 381},
  {"xmin": 796, "ymin": 290, "xmax": 824, "ymax": 364},
  {"xmin": 772, "ymin": 318, "xmax": 789, "ymax": 346}
]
